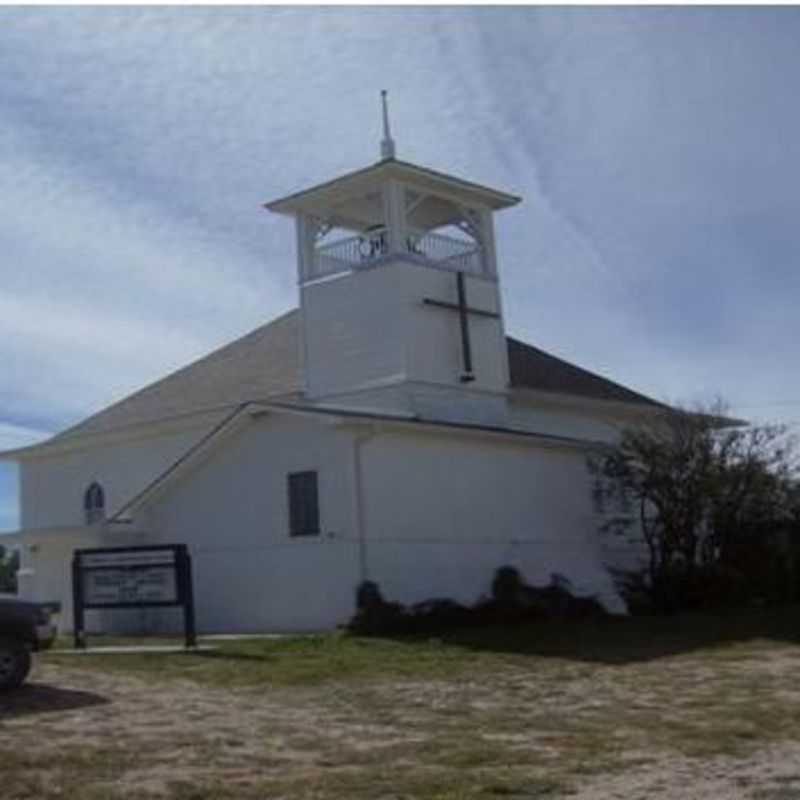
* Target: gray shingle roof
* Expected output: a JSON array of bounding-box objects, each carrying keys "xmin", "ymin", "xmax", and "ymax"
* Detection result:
[
  {"xmin": 53, "ymin": 309, "xmax": 660, "ymax": 442},
  {"xmin": 54, "ymin": 309, "xmax": 302, "ymax": 440},
  {"xmin": 507, "ymin": 336, "xmax": 663, "ymax": 408}
]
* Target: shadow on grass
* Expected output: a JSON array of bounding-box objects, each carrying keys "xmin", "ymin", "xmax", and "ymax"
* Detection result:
[
  {"xmin": 393, "ymin": 605, "xmax": 800, "ymax": 665},
  {"xmin": 188, "ymin": 649, "xmax": 279, "ymax": 664},
  {"xmin": 175, "ymin": 606, "xmax": 800, "ymax": 670},
  {"xmin": 42, "ymin": 608, "xmax": 800, "ymax": 686},
  {"xmin": 0, "ymin": 682, "xmax": 109, "ymax": 719}
]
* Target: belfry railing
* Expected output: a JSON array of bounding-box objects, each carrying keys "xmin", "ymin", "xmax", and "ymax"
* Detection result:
[{"xmin": 312, "ymin": 227, "xmax": 484, "ymax": 281}]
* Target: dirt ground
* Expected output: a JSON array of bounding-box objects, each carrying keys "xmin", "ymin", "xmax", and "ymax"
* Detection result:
[{"xmin": 4, "ymin": 643, "xmax": 800, "ymax": 800}]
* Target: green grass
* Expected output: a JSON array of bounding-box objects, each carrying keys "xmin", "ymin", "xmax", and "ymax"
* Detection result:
[
  {"xmin": 48, "ymin": 632, "xmax": 513, "ymax": 687},
  {"xmin": 5, "ymin": 607, "xmax": 800, "ymax": 799},
  {"xmin": 43, "ymin": 604, "xmax": 800, "ymax": 688}
]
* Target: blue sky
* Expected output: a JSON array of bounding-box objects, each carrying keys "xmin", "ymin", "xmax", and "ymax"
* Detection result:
[{"xmin": 2, "ymin": 7, "xmax": 799, "ymax": 531}]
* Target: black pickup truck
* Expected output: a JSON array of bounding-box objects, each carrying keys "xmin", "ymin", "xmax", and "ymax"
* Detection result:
[{"xmin": 0, "ymin": 598, "xmax": 57, "ymax": 689}]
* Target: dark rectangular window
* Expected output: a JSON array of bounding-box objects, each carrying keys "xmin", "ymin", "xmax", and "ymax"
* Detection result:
[{"xmin": 288, "ymin": 471, "xmax": 320, "ymax": 537}]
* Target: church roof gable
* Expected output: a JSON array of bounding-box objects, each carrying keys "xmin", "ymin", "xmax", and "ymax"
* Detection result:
[
  {"xmin": 506, "ymin": 336, "xmax": 663, "ymax": 409},
  {"xmin": 51, "ymin": 309, "xmax": 302, "ymax": 442},
  {"xmin": 39, "ymin": 309, "xmax": 660, "ymax": 447}
]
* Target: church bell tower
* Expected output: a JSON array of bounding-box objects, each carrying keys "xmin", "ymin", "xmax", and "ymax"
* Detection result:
[{"xmin": 264, "ymin": 92, "xmax": 521, "ymax": 425}]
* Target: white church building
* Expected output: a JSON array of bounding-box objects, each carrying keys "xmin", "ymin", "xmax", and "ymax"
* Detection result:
[{"xmin": 2, "ymin": 98, "xmax": 664, "ymax": 633}]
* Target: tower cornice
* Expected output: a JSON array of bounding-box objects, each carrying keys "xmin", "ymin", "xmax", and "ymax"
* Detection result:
[{"xmin": 264, "ymin": 158, "xmax": 520, "ymax": 217}]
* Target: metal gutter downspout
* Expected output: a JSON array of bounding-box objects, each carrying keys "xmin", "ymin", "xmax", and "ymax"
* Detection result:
[{"xmin": 352, "ymin": 425, "xmax": 379, "ymax": 584}]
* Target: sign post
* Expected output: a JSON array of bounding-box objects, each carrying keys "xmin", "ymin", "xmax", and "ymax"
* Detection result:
[{"xmin": 72, "ymin": 544, "xmax": 196, "ymax": 649}]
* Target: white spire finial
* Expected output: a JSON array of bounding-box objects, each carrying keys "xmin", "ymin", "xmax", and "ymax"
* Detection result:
[{"xmin": 380, "ymin": 89, "xmax": 396, "ymax": 160}]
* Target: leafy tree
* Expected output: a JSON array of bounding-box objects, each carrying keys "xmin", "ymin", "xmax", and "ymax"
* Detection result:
[
  {"xmin": 0, "ymin": 543, "xmax": 20, "ymax": 594},
  {"xmin": 589, "ymin": 403, "xmax": 800, "ymax": 612}
]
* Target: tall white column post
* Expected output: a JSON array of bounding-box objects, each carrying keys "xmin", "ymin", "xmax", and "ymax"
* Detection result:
[
  {"xmin": 478, "ymin": 208, "xmax": 498, "ymax": 278},
  {"xmin": 382, "ymin": 180, "xmax": 406, "ymax": 256},
  {"xmin": 295, "ymin": 214, "xmax": 316, "ymax": 283}
]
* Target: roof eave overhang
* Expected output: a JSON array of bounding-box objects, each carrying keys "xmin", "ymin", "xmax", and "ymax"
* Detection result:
[
  {"xmin": 0, "ymin": 441, "xmax": 54, "ymax": 462},
  {"xmin": 264, "ymin": 158, "xmax": 521, "ymax": 217},
  {"xmin": 509, "ymin": 386, "xmax": 669, "ymax": 417},
  {"xmin": 509, "ymin": 388, "xmax": 746, "ymax": 429},
  {"xmin": 0, "ymin": 395, "xmax": 305, "ymax": 462},
  {"xmin": 259, "ymin": 401, "xmax": 605, "ymax": 451}
]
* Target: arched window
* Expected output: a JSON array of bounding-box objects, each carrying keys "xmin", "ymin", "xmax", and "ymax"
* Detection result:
[{"xmin": 83, "ymin": 482, "xmax": 105, "ymax": 524}]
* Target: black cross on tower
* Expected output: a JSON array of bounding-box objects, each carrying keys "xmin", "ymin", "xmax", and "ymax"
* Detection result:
[{"xmin": 423, "ymin": 271, "xmax": 500, "ymax": 383}]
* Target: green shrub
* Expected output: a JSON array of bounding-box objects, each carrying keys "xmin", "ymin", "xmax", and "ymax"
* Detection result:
[
  {"xmin": 614, "ymin": 563, "xmax": 754, "ymax": 615},
  {"xmin": 348, "ymin": 568, "xmax": 606, "ymax": 636}
]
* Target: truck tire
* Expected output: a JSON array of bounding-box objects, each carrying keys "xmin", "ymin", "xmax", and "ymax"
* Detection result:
[{"xmin": 0, "ymin": 639, "xmax": 31, "ymax": 690}]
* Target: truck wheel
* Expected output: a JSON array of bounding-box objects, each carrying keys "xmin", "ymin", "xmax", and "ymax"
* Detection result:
[{"xmin": 0, "ymin": 639, "xmax": 31, "ymax": 690}]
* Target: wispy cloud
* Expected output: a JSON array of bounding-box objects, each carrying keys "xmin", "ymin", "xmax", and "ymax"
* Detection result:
[
  {"xmin": 0, "ymin": 424, "xmax": 49, "ymax": 533},
  {"xmin": 2, "ymin": 7, "xmax": 799, "ymax": 527},
  {"xmin": 0, "ymin": 423, "xmax": 50, "ymax": 452}
]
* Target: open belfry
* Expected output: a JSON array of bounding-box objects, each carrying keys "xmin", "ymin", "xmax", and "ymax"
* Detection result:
[{"xmin": 265, "ymin": 91, "xmax": 518, "ymax": 426}]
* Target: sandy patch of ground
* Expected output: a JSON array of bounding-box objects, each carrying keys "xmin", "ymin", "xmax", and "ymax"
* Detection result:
[
  {"xmin": 4, "ymin": 641, "xmax": 800, "ymax": 799},
  {"xmin": 570, "ymin": 746, "xmax": 800, "ymax": 800}
]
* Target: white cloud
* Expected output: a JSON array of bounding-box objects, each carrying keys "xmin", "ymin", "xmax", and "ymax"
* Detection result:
[
  {"xmin": 0, "ymin": 423, "xmax": 50, "ymax": 452},
  {"xmin": 1, "ymin": 7, "xmax": 800, "ymax": 523}
]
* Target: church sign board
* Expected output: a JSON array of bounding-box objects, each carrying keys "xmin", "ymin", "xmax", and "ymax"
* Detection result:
[{"xmin": 72, "ymin": 544, "xmax": 196, "ymax": 649}]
